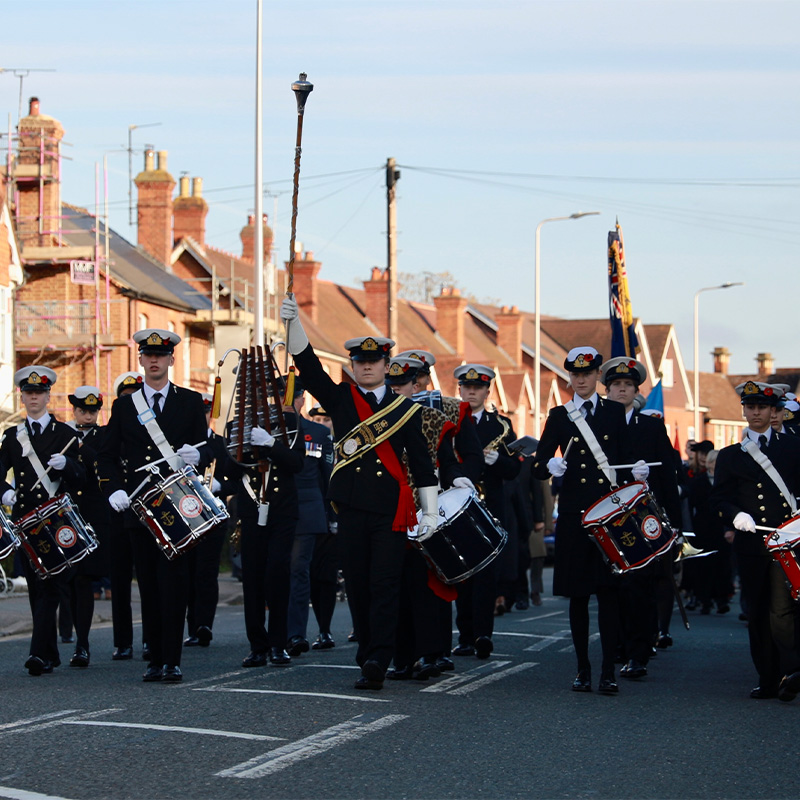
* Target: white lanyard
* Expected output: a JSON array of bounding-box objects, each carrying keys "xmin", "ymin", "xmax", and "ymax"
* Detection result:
[
  {"xmin": 132, "ymin": 390, "xmax": 179, "ymax": 466},
  {"xmin": 17, "ymin": 423, "xmax": 60, "ymax": 498},
  {"xmin": 741, "ymin": 438, "xmax": 797, "ymax": 514},
  {"xmin": 564, "ymin": 400, "xmax": 617, "ymax": 485}
]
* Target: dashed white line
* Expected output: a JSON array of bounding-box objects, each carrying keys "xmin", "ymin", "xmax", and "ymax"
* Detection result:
[
  {"xmin": 420, "ymin": 661, "xmax": 511, "ymax": 693},
  {"xmin": 524, "ymin": 630, "xmax": 573, "ymax": 651},
  {"xmin": 519, "ymin": 610, "xmax": 566, "ymax": 622},
  {"xmin": 294, "ymin": 664, "xmax": 361, "ymax": 670},
  {"xmin": 196, "ymin": 687, "xmax": 389, "ymax": 703},
  {"xmin": 446, "ymin": 663, "xmax": 537, "ymax": 695},
  {"xmin": 0, "ymin": 709, "xmax": 123, "ymax": 739},
  {"xmin": 216, "ymin": 712, "xmax": 408, "ymax": 778},
  {"xmin": 0, "ymin": 786, "xmax": 76, "ymax": 800}
]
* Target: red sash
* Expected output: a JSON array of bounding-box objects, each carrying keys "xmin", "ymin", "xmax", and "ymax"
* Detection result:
[{"xmin": 350, "ymin": 386, "xmax": 417, "ymax": 531}]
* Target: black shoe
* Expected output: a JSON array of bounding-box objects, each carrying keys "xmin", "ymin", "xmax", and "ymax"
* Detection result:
[
  {"xmin": 286, "ymin": 636, "xmax": 310, "ymax": 657},
  {"xmin": 475, "ymin": 636, "xmax": 493, "ymax": 659},
  {"xmin": 112, "ymin": 646, "xmax": 133, "ymax": 661},
  {"xmin": 655, "ymin": 632, "xmax": 673, "ymax": 649},
  {"xmin": 598, "ymin": 677, "xmax": 619, "ymax": 695},
  {"xmin": 312, "ymin": 632, "xmax": 335, "ymax": 650},
  {"xmin": 70, "ymin": 647, "xmax": 90, "ymax": 668},
  {"xmin": 142, "ymin": 643, "xmax": 151, "ymax": 661},
  {"xmin": 354, "ymin": 676, "xmax": 383, "ymax": 690},
  {"xmin": 347, "ymin": 630, "xmax": 358, "ymax": 642},
  {"xmin": 42, "ymin": 660, "xmax": 56, "ymax": 674},
  {"xmin": 242, "ymin": 651, "xmax": 268, "ymax": 668},
  {"xmin": 452, "ymin": 644, "xmax": 475, "ymax": 657},
  {"xmin": 413, "ymin": 657, "xmax": 442, "ymax": 681},
  {"xmin": 183, "ymin": 636, "xmax": 200, "ymax": 647},
  {"xmin": 778, "ymin": 672, "xmax": 800, "ymax": 702},
  {"xmin": 268, "ymin": 647, "xmax": 291, "ymax": 666},
  {"xmin": 751, "ymin": 685, "xmax": 779, "ymax": 699},
  {"xmin": 514, "ymin": 600, "xmax": 529, "ymax": 611},
  {"xmin": 620, "ymin": 660, "xmax": 647, "ymax": 680},
  {"xmin": 362, "ymin": 660, "xmax": 385, "ymax": 683},
  {"xmin": 196, "ymin": 626, "xmax": 213, "ymax": 647},
  {"xmin": 571, "ymin": 669, "xmax": 591, "ymax": 692},
  {"xmin": 436, "ymin": 656, "xmax": 455, "ymax": 672},
  {"xmin": 163, "ymin": 665, "xmax": 183, "ymax": 683},
  {"xmin": 386, "ymin": 665, "xmax": 413, "ymax": 680},
  {"xmin": 143, "ymin": 665, "xmax": 163, "ymax": 682},
  {"xmin": 25, "ymin": 655, "xmax": 45, "ymax": 676}
]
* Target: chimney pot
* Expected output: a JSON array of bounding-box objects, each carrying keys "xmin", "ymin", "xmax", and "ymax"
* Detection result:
[
  {"xmin": 192, "ymin": 177, "xmax": 203, "ymax": 198},
  {"xmin": 178, "ymin": 175, "xmax": 190, "ymax": 197},
  {"xmin": 29, "ymin": 97, "xmax": 40, "ymax": 116},
  {"xmin": 305, "ymin": 251, "xmax": 313, "ymax": 260},
  {"xmin": 144, "ymin": 148, "xmax": 155, "ymax": 171},
  {"xmin": 157, "ymin": 150, "xmax": 168, "ymax": 171}
]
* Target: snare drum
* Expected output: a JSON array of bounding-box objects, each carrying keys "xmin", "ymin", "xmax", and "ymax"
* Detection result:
[
  {"xmin": 581, "ymin": 481, "xmax": 677, "ymax": 573},
  {"xmin": 132, "ymin": 466, "xmax": 230, "ymax": 560},
  {"xmin": 764, "ymin": 516, "xmax": 800, "ymax": 600},
  {"xmin": 0, "ymin": 505, "xmax": 21, "ymax": 560},
  {"xmin": 410, "ymin": 487, "xmax": 507, "ymax": 584},
  {"xmin": 17, "ymin": 493, "xmax": 98, "ymax": 579}
]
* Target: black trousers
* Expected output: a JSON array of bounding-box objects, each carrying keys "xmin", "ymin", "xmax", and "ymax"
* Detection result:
[
  {"xmin": 130, "ymin": 525, "xmax": 189, "ymax": 667},
  {"xmin": 338, "ymin": 507, "xmax": 406, "ymax": 671},
  {"xmin": 186, "ymin": 524, "xmax": 226, "ymax": 636},
  {"xmin": 110, "ymin": 526, "xmax": 137, "ymax": 649},
  {"xmin": 738, "ymin": 554, "xmax": 800, "ymax": 688},
  {"xmin": 23, "ymin": 559, "xmax": 69, "ymax": 663},
  {"xmin": 455, "ymin": 561, "xmax": 496, "ymax": 644},
  {"xmin": 310, "ymin": 531, "xmax": 339, "ymax": 635},
  {"xmin": 240, "ymin": 512, "xmax": 294, "ymax": 652},
  {"xmin": 619, "ymin": 567, "xmax": 657, "ymax": 664},
  {"xmin": 69, "ymin": 574, "xmax": 96, "ymax": 651}
]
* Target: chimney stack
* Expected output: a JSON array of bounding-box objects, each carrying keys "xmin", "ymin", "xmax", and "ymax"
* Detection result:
[
  {"xmin": 363, "ymin": 267, "xmax": 389, "ymax": 335},
  {"xmin": 240, "ymin": 213, "xmax": 273, "ymax": 263},
  {"xmin": 712, "ymin": 346, "xmax": 730, "ymax": 376},
  {"xmin": 173, "ymin": 174, "xmax": 208, "ymax": 246},
  {"xmin": 496, "ymin": 305, "xmax": 523, "ymax": 366},
  {"xmin": 134, "ymin": 146, "xmax": 175, "ymax": 264},
  {"xmin": 756, "ymin": 352, "xmax": 774, "ymax": 379},
  {"xmin": 434, "ymin": 286, "xmax": 468, "ymax": 356}
]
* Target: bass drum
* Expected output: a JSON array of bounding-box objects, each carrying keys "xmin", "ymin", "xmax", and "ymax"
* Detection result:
[{"xmin": 410, "ymin": 487, "xmax": 507, "ymax": 585}]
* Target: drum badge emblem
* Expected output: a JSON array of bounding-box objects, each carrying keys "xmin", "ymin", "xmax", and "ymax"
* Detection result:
[
  {"xmin": 56, "ymin": 526, "xmax": 77, "ymax": 548},
  {"xmin": 179, "ymin": 495, "xmax": 203, "ymax": 519},
  {"xmin": 343, "ymin": 438, "xmax": 358, "ymax": 456},
  {"xmin": 620, "ymin": 530, "xmax": 637, "ymax": 548},
  {"xmin": 160, "ymin": 510, "xmax": 176, "ymax": 527},
  {"xmin": 642, "ymin": 515, "xmax": 662, "ymax": 540}
]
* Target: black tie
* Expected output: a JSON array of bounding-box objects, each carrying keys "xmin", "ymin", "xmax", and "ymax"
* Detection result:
[
  {"xmin": 759, "ymin": 434, "xmax": 769, "ymax": 453},
  {"xmin": 364, "ymin": 391, "xmax": 378, "ymax": 411},
  {"xmin": 31, "ymin": 421, "xmax": 41, "ymax": 437},
  {"xmin": 152, "ymin": 392, "xmax": 163, "ymax": 417},
  {"xmin": 582, "ymin": 401, "xmax": 593, "ymax": 420}
]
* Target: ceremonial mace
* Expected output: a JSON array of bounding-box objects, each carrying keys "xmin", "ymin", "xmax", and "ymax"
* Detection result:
[{"xmin": 284, "ymin": 72, "xmax": 314, "ymax": 376}]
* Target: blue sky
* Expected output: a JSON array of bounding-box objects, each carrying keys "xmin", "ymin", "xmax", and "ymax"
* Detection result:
[{"xmin": 2, "ymin": 0, "xmax": 798, "ymax": 374}]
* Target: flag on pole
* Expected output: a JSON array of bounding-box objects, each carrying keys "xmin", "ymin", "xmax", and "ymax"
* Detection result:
[
  {"xmin": 608, "ymin": 219, "xmax": 639, "ymax": 357},
  {"xmin": 643, "ymin": 379, "xmax": 664, "ymax": 416},
  {"xmin": 673, "ymin": 425, "xmax": 681, "ymax": 453}
]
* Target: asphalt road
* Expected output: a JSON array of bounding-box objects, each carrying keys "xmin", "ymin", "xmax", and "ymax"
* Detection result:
[{"xmin": 0, "ymin": 571, "xmax": 797, "ymax": 800}]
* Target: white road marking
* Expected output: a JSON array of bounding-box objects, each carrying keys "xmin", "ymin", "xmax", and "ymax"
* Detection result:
[
  {"xmin": 524, "ymin": 630, "xmax": 573, "ymax": 651},
  {"xmin": 217, "ymin": 712, "xmax": 408, "ymax": 778},
  {"xmin": 519, "ymin": 610, "xmax": 565, "ymax": 622},
  {"xmin": 558, "ymin": 632, "xmax": 599, "ymax": 653},
  {"xmin": 178, "ymin": 670, "xmax": 248, "ymax": 688},
  {"xmin": 0, "ymin": 711, "xmax": 80, "ymax": 732},
  {"xmin": 0, "ymin": 786, "xmax": 76, "ymax": 800},
  {"xmin": 196, "ymin": 687, "xmax": 389, "ymax": 703},
  {"xmin": 0, "ymin": 709, "xmax": 123, "ymax": 739},
  {"xmin": 446, "ymin": 663, "xmax": 537, "ymax": 695},
  {"xmin": 491, "ymin": 631, "xmax": 540, "ymax": 638},
  {"xmin": 294, "ymin": 664, "xmax": 361, "ymax": 670},
  {"xmin": 420, "ymin": 661, "xmax": 511, "ymax": 693},
  {"xmin": 63, "ymin": 721, "xmax": 285, "ymax": 741}
]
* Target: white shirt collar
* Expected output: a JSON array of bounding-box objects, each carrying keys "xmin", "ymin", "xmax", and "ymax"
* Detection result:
[
  {"xmin": 573, "ymin": 392, "xmax": 599, "ymax": 410},
  {"xmin": 143, "ymin": 381, "xmax": 171, "ymax": 406},
  {"xmin": 472, "ymin": 408, "xmax": 485, "ymax": 423},
  {"xmin": 625, "ymin": 408, "xmax": 634, "ymax": 424},
  {"xmin": 27, "ymin": 412, "xmax": 51, "ymax": 430},
  {"xmin": 745, "ymin": 427, "xmax": 773, "ymax": 444},
  {"xmin": 359, "ymin": 384, "xmax": 387, "ymax": 403}
]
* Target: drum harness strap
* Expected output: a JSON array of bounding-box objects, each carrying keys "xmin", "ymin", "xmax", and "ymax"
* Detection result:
[
  {"xmin": 564, "ymin": 401, "xmax": 617, "ymax": 487},
  {"xmin": 16, "ymin": 424, "xmax": 60, "ymax": 499},
  {"xmin": 741, "ymin": 438, "xmax": 797, "ymax": 515}
]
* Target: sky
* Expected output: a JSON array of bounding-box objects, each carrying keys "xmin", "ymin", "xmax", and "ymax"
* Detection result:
[{"xmin": 2, "ymin": 0, "xmax": 798, "ymax": 375}]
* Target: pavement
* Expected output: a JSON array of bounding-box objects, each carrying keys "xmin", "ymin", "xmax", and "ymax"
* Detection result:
[{"xmin": 0, "ymin": 572, "xmax": 245, "ymax": 639}]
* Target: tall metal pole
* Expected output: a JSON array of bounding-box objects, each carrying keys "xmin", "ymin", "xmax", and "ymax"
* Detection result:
[
  {"xmin": 693, "ymin": 282, "xmax": 744, "ymax": 438},
  {"xmin": 534, "ymin": 211, "xmax": 599, "ymax": 437},
  {"xmin": 387, "ymin": 157, "xmax": 399, "ymax": 343},
  {"xmin": 254, "ymin": 0, "xmax": 265, "ymax": 346}
]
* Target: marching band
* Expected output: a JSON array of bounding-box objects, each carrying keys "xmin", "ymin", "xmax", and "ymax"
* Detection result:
[{"xmin": 1, "ymin": 328, "xmax": 800, "ymax": 705}]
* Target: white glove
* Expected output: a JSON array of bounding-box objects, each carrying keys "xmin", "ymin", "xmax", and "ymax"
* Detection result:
[
  {"xmin": 177, "ymin": 443, "xmax": 201, "ymax": 466},
  {"xmin": 417, "ymin": 486, "xmax": 440, "ymax": 542},
  {"xmin": 109, "ymin": 489, "xmax": 131, "ymax": 512},
  {"xmin": 484, "ymin": 450, "xmax": 499, "ymax": 466},
  {"xmin": 452, "ymin": 476, "xmax": 475, "ymax": 491},
  {"xmin": 2, "ymin": 490, "xmax": 16, "ymax": 507},
  {"xmin": 47, "ymin": 453, "xmax": 66, "ymax": 471},
  {"xmin": 250, "ymin": 426, "xmax": 275, "ymax": 447},
  {"xmin": 733, "ymin": 511, "xmax": 756, "ymax": 533},
  {"xmin": 211, "ymin": 478, "xmax": 222, "ymax": 495},
  {"xmin": 632, "ymin": 459, "xmax": 650, "ymax": 481},
  {"xmin": 280, "ymin": 296, "xmax": 310, "ymax": 355},
  {"xmin": 547, "ymin": 457, "xmax": 567, "ymax": 478}
]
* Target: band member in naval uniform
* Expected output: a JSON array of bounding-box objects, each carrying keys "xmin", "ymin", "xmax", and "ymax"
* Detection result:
[
  {"xmin": 0, "ymin": 367, "xmax": 85, "ymax": 675},
  {"xmin": 599, "ymin": 357, "xmax": 680, "ymax": 681},
  {"xmin": 454, "ymin": 364, "xmax": 520, "ymax": 660},
  {"xmin": 65, "ymin": 385, "xmax": 112, "ymax": 668},
  {"xmin": 533, "ymin": 347, "xmax": 647, "ymax": 695},
  {"xmin": 281, "ymin": 296, "xmax": 438, "ymax": 691},
  {"xmin": 712, "ymin": 380, "xmax": 800, "ymax": 701},
  {"xmin": 96, "ymin": 329, "xmax": 210, "ymax": 683}
]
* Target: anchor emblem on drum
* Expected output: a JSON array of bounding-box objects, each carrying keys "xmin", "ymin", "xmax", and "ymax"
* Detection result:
[{"xmin": 620, "ymin": 530, "xmax": 637, "ymax": 548}]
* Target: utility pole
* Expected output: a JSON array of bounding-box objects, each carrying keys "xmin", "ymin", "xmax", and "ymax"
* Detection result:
[{"xmin": 386, "ymin": 157, "xmax": 400, "ymax": 343}]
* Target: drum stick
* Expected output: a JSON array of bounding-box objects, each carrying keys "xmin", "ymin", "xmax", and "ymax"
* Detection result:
[
  {"xmin": 561, "ymin": 439, "xmax": 574, "ymax": 460},
  {"xmin": 29, "ymin": 437, "xmax": 77, "ymax": 492},
  {"xmin": 134, "ymin": 441, "xmax": 209, "ymax": 473},
  {"xmin": 606, "ymin": 461, "xmax": 663, "ymax": 470}
]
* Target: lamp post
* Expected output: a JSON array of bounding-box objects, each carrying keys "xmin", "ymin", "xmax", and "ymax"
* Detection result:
[
  {"xmin": 534, "ymin": 211, "xmax": 600, "ymax": 437},
  {"xmin": 693, "ymin": 281, "xmax": 744, "ymax": 438}
]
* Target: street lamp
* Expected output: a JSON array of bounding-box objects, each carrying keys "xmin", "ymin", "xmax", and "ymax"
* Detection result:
[
  {"xmin": 534, "ymin": 211, "xmax": 600, "ymax": 437},
  {"xmin": 693, "ymin": 282, "xmax": 744, "ymax": 438}
]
